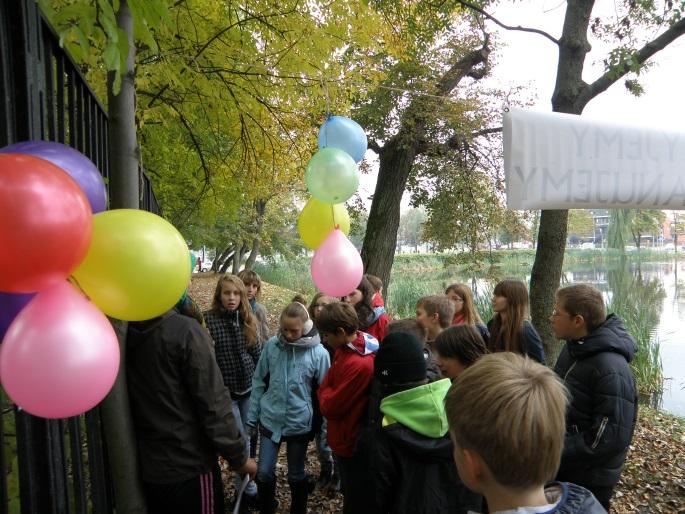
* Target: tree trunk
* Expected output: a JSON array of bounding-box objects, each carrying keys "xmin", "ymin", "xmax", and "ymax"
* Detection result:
[
  {"xmin": 212, "ymin": 243, "xmax": 235, "ymax": 272},
  {"xmin": 361, "ymin": 42, "xmax": 490, "ymax": 295},
  {"xmin": 530, "ymin": 210, "xmax": 568, "ymax": 363},
  {"xmin": 101, "ymin": 3, "xmax": 147, "ymax": 511},
  {"xmin": 529, "ymin": 0, "xmax": 594, "ymax": 361},
  {"xmin": 232, "ymin": 241, "xmax": 249, "ymax": 275},
  {"xmin": 101, "ymin": 318, "xmax": 146, "ymax": 513},
  {"xmin": 219, "ymin": 252, "xmax": 234, "ymax": 273},
  {"xmin": 244, "ymin": 199, "xmax": 266, "ymax": 270},
  {"xmin": 107, "ymin": 0, "xmax": 139, "ymax": 210},
  {"xmin": 361, "ymin": 144, "xmax": 417, "ymax": 291}
]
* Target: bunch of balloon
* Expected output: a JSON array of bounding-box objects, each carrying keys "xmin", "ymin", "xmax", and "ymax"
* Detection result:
[
  {"xmin": 0, "ymin": 141, "xmax": 190, "ymax": 419},
  {"xmin": 297, "ymin": 115, "xmax": 367, "ymax": 297}
]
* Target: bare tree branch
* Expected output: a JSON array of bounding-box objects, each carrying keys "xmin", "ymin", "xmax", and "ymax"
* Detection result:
[
  {"xmin": 455, "ymin": 0, "xmax": 559, "ymax": 45},
  {"xmin": 368, "ymin": 139, "xmax": 382, "ymax": 154}
]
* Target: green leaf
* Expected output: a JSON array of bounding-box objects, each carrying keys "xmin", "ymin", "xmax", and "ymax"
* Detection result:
[
  {"xmin": 117, "ymin": 27, "xmax": 130, "ymax": 72},
  {"xmin": 103, "ymin": 41, "xmax": 120, "ymax": 71},
  {"xmin": 72, "ymin": 26, "xmax": 90, "ymax": 58},
  {"xmin": 97, "ymin": 0, "xmax": 119, "ymax": 41}
]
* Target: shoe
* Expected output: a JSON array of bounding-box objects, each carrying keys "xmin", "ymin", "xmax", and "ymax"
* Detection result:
[{"xmin": 316, "ymin": 460, "xmax": 333, "ymax": 490}]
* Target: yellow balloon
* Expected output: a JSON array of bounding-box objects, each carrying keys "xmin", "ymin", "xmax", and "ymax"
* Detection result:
[
  {"xmin": 72, "ymin": 209, "xmax": 191, "ymax": 321},
  {"xmin": 297, "ymin": 197, "xmax": 350, "ymax": 249}
]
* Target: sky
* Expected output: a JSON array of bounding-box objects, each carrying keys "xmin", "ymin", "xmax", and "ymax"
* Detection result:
[{"xmin": 356, "ymin": 0, "xmax": 685, "ymax": 212}]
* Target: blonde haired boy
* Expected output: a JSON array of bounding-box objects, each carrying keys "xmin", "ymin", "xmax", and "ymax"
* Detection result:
[{"xmin": 445, "ymin": 353, "xmax": 606, "ymax": 514}]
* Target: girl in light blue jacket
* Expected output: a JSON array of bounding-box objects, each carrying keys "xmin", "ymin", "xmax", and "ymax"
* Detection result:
[{"xmin": 246, "ymin": 301, "xmax": 330, "ymax": 514}]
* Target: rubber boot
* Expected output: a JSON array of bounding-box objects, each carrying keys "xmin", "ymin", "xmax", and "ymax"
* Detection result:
[
  {"xmin": 288, "ymin": 479, "xmax": 309, "ymax": 514},
  {"xmin": 255, "ymin": 479, "xmax": 278, "ymax": 514},
  {"xmin": 316, "ymin": 460, "xmax": 333, "ymax": 490}
]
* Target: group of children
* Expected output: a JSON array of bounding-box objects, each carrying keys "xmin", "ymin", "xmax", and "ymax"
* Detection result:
[{"xmin": 133, "ymin": 269, "xmax": 639, "ymax": 514}]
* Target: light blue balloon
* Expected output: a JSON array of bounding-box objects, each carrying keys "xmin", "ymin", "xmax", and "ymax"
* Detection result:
[{"xmin": 318, "ymin": 115, "xmax": 368, "ymax": 163}]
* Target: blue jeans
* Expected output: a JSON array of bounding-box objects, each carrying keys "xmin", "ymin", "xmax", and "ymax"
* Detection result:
[
  {"xmin": 231, "ymin": 395, "xmax": 258, "ymax": 497},
  {"xmin": 256, "ymin": 435, "xmax": 308, "ymax": 482}
]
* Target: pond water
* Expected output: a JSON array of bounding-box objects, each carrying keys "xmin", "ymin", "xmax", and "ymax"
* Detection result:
[{"xmin": 390, "ymin": 259, "xmax": 685, "ymax": 417}]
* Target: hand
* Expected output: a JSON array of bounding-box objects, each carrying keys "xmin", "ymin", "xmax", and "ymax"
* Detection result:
[
  {"xmin": 236, "ymin": 458, "xmax": 257, "ymax": 479},
  {"xmin": 245, "ymin": 424, "xmax": 257, "ymax": 438}
]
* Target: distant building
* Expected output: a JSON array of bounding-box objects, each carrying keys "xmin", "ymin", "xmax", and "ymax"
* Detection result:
[{"xmin": 589, "ymin": 209, "xmax": 609, "ymax": 245}]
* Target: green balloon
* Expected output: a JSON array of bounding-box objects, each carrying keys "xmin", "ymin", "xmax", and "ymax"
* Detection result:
[{"xmin": 305, "ymin": 147, "xmax": 359, "ymax": 203}]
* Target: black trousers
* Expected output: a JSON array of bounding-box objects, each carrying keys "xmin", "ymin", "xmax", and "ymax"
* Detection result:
[
  {"xmin": 144, "ymin": 465, "xmax": 224, "ymax": 514},
  {"xmin": 588, "ymin": 485, "xmax": 613, "ymax": 511},
  {"xmin": 337, "ymin": 452, "xmax": 373, "ymax": 514}
]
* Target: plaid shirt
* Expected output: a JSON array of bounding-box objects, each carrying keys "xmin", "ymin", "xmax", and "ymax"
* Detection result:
[{"xmin": 204, "ymin": 309, "xmax": 261, "ymax": 395}]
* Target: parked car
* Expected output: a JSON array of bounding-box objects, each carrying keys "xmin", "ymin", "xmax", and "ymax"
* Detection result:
[{"xmin": 201, "ymin": 259, "xmax": 213, "ymax": 272}]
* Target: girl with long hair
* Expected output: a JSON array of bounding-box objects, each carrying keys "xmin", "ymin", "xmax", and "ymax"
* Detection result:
[
  {"xmin": 203, "ymin": 274, "xmax": 261, "ymax": 507},
  {"xmin": 486, "ymin": 279, "xmax": 545, "ymax": 363},
  {"xmin": 444, "ymin": 283, "xmax": 489, "ymax": 341}
]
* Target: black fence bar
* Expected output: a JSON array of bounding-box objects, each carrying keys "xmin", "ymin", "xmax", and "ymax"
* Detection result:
[
  {"xmin": 14, "ymin": 410, "xmax": 51, "ymax": 513},
  {"xmin": 46, "ymin": 420, "xmax": 70, "ymax": 514},
  {"xmin": 84, "ymin": 410, "xmax": 112, "ymax": 514},
  {"xmin": 66, "ymin": 418, "xmax": 88, "ymax": 514}
]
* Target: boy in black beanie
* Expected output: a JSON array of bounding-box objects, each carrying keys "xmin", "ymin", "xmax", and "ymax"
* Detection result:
[{"xmin": 367, "ymin": 332, "xmax": 482, "ymax": 514}]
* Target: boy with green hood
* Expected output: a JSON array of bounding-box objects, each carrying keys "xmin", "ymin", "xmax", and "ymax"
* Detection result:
[{"xmin": 368, "ymin": 332, "xmax": 482, "ymax": 514}]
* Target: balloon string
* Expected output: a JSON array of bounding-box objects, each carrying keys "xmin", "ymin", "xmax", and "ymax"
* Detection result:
[
  {"xmin": 68, "ymin": 275, "xmax": 90, "ymax": 301},
  {"xmin": 331, "ymin": 204, "xmax": 336, "ymax": 228}
]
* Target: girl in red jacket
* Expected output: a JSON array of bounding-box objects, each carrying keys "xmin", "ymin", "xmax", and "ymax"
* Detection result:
[{"xmin": 344, "ymin": 276, "xmax": 389, "ymax": 342}]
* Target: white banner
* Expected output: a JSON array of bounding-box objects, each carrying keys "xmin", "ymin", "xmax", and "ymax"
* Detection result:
[{"xmin": 503, "ymin": 108, "xmax": 685, "ymax": 209}]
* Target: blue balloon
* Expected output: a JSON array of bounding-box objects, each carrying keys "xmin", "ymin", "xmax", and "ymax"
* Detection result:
[{"xmin": 318, "ymin": 116, "xmax": 368, "ymax": 163}]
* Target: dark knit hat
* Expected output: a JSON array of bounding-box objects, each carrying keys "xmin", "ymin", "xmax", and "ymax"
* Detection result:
[{"xmin": 375, "ymin": 332, "xmax": 427, "ymax": 385}]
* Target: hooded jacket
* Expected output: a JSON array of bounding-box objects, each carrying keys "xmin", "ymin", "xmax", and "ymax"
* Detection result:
[
  {"xmin": 554, "ymin": 314, "xmax": 638, "ymax": 490},
  {"xmin": 246, "ymin": 329, "xmax": 330, "ymax": 442},
  {"xmin": 127, "ymin": 309, "xmax": 246, "ymax": 484},
  {"xmin": 364, "ymin": 306, "xmax": 390, "ymax": 342},
  {"xmin": 370, "ymin": 379, "xmax": 483, "ymax": 514},
  {"xmin": 318, "ymin": 331, "xmax": 378, "ymax": 457}
]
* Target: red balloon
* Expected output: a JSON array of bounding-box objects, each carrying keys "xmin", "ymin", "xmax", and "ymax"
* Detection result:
[{"xmin": 0, "ymin": 153, "xmax": 92, "ymax": 292}]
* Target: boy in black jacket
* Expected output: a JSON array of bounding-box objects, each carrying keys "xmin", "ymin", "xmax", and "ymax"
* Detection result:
[
  {"xmin": 445, "ymin": 353, "xmax": 606, "ymax": 514},
  {"xmin": 127, "ymin": 308, "xmax": 257, "ymax": 514},
  {"xmin": 368, "ymin": 332, "xmax": 481, "ymax": 514},
  {"xmin": 551, "ymin": 284, "xmax": 638, "ymax": 510}
]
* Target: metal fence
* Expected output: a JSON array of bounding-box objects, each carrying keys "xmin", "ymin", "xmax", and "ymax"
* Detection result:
[{"xmin": 1, "ymin": 1, "xmax": 159, "ymax": 512}]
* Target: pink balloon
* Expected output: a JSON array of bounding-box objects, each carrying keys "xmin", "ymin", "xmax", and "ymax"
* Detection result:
[
  {"xmin": 0, "ymin": 282, "xmax": 120, "ymax": 419},
  {"xmin": 311, "ymin": 229, "xmax": 364, "ymax": 297}
]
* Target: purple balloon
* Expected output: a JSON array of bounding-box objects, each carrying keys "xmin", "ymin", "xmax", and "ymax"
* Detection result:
[
  {"xmin": 0, "ymin": 141, "xmax": 107, "ymax": 213},
  {"xmin": 0, "ymin": 291, "xmax": 35, "ymax": 340}
]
